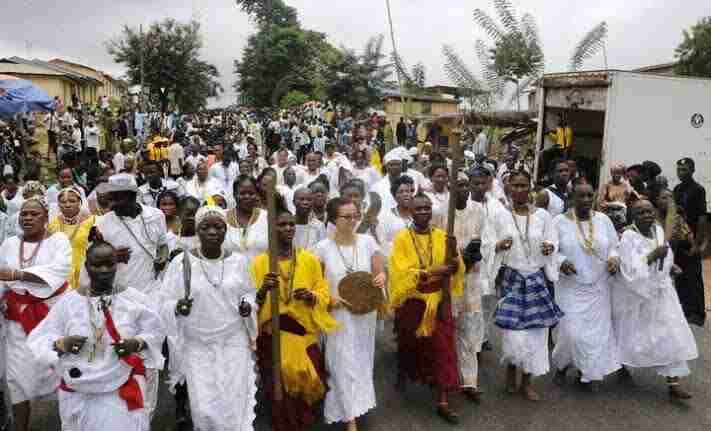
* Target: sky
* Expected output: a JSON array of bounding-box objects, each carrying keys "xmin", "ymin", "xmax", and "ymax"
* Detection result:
[{"xmin": 2, "ymin": 0, "xmax": 710, "ymax": 108}]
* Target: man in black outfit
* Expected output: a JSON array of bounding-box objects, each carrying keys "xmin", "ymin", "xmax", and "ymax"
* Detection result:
[{"xmin": 673, "ymin": 157, "xmax": 708, "ymax": 326}]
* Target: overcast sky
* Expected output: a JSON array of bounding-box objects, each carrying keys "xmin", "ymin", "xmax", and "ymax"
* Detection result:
[{"xmin": 2, "ymin": 0, "xmax": 709, "ymax": 107}]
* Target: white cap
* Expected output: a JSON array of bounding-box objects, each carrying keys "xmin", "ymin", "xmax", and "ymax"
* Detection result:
[{"xmin": 104, "ymin": 173, "xmax": 138, "ymax": 193}]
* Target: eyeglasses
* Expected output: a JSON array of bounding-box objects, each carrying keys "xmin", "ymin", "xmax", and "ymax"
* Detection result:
[{"xmin": 337, "ymin": 214, "xmax": 361, "ymax": 221}]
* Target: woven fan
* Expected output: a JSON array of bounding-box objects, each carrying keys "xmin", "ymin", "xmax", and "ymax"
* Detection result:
[{"xmin": 338, "ymin": 271, "xmax": 383, "ymax": 315}]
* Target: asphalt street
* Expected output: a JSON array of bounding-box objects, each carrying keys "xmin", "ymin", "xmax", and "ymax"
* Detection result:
[{"xmin": 24, "ymin": 265, "xmax": 711, "ymax": 431}]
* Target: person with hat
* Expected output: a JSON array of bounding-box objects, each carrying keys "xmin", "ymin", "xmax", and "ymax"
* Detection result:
[
  {"xmin": 94, "ymin": 173, "xmax": 169, "ymax": 418},
  {"xmin": 0, "ymin": 196, "xmax": 72, "ymax": 431},
  {"xmin": 251, "ymin": 202, "xmax": 340, "ymax": 431},
  {"xmin": 370, "ymin": 147, "xmax": 407, "ymax": 211},
  {"xmin": 160, "ymin": 205, "xmax": 258, "ymax": 430},
  {"xmin": 315, "ymin": 197, "xmax": 386, "ymax": 430},
  {"xmin": 27, "ymin": 240, "xmax": 164, "ymax": 431},
  {"xmin": 673, "ymin": 157, "xmax": 708, "ymax": 326}
]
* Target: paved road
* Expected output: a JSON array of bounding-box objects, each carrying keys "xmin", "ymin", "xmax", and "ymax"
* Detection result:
[
  {"xmin": 24, "ymin": 263, "xmax": 711, "ymax": 431},
  {"xmin": 25, "ymin": 322, "xmax": 711, "ymax": 431}
]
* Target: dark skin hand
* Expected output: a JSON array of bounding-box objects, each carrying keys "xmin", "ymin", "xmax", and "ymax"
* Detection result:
[
  {"xmin": 257, "ymin": 273, "xmax": 279, "ymax": 306},
  {"xmin": 112, "ymin": 338, "xmax": 142, "ymax": 358},
  {"xmin": 56, "ymin": 336, "xmax": 88, "ymax": 355},
  {"xmin": 115, "ymin": 247, "xmax": 132, "ymax": 264},
  {"xmin": 293, "ymin": 288, "xmax": 317, "ymax": 307}
]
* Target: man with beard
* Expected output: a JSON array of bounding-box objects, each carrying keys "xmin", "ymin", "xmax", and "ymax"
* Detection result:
[{"xmin": 95, "ymin": 173, "xmax": 169, "ymax": 420}]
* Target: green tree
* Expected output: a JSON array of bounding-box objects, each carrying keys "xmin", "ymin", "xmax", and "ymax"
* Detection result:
[
  {"xmin": 325, "ymin": 35, "xmax": 393, "ymax": 114},
  {"xmin": 569, "ymin": 22, "xmax": 608, "ymax": 72},
  {"xmin": 280, "ymin": 90, "xmax": 309, "ymax": 108},
  {"xmin": 107, "ymin": 19, "xmax": 223, "ymax": 113},
  {"xmin": 391, "ymin": 53, "xmax": 428, "ymax": 93},
  {"xmin": 234, "ymin": 26, "xmax": 332, "ymax": 107},
  {"xmin": 234, "ymin": 0, "xmax": 298, "ymax": 27},
  {"xmin": 675, "ymin": 17, "xmax": 711, "ymax": 78}
]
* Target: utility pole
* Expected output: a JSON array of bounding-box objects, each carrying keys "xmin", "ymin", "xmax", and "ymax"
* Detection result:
[{"xmin": 385, "ymin": 0, "xmax": 408, "ymax": 147}]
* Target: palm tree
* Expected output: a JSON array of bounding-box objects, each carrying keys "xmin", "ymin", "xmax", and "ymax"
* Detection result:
[{"xmin": 569, "ymin": 21, "xmax": 608, "ymax": 71}]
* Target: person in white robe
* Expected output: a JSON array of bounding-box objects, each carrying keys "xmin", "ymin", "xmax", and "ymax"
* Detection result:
[
  {"xmin": 27, "ymin": 241, "xmax": 164, "ymax": 431},
  {"xmin": 0, "ymin": 197, "xmax": 71, "ymax": 431},
  {"xmin": 94, "ymin": 174, "xmax": 169, "ymax": 419},
  {"xmin": 552, "ymin": 180, "xmax": 621, "ymax": 389},
  {"xmin": 315, "ymin": 198, "xmax": 386, "ymax": 430},
  {"xmin": 208, "ymin": 146, "xmax": 239, "ymax": 202},
  {"xmin": 293, "ymin": 188, "xmax": 326, "ymax": 251},
  {"xmin": 160, "ymin": 206, "xmax": 258, "ymax": 430},
  {"xmin": 224, "ymin": 176, "xmax": 269, "ymax": 262},
  {"xmin": 424, "ymin": 163, "xmax": 450, "ymax": 229},
  {"xmin": 487, "ymin": 171, "xmax": 562, "ymax": 401},
  {"xmin": 184, "ymin": 160, "xmax": 219, "ymax": 204},
  {"xmin": 377, "ymin": 175, "xmax": 415, "ymax": 259},
  {"xmin": 451, "ymin": 172, "xmax": 492, "ymax": 399},
  {"xmin": 370, "ymin": 147, "xmax": 408, "ymax": 212},
  {"xmin": 538, "ymin": 159, "xmax": 571, "ymax": 218},
  {"xmin": 613, "ymin": 200, "xmax": 698, "ymax": 401},
  {"xmin": 351, "ymin": 149, "xmax": 382, "ymax": 193}
]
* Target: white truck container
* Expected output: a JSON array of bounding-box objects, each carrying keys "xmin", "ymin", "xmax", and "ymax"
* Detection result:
[{"xmin": 533, "ymin": 71, "xmax": 711, "ymax": 205}]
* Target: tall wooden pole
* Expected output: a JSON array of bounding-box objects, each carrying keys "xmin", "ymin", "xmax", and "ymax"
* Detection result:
[
  {"xmin": 385, "ymin": 0, "xmax": 409, "ymax": 144},
  {"xmin": 439, "ymin": 125, "xmax": 461, "ymax": 320},
  {"xmin": 265, "ymin": 174, "xmax": 283, "ymax": 403}
]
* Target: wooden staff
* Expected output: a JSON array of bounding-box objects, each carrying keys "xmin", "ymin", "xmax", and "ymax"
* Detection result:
[
  {"xmin": 265, "ymin": 175, "xmax": 283, "ymax": 403},
  {"xmin": 439, "ymin": 136, "xmax": 461, "ymax": 320}
]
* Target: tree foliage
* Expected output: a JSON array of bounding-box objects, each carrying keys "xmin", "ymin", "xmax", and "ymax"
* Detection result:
[
  {"xmin": 675, "ymin": 17, "xmax": 711, "ymax": 78},
  {"xmin": 442, "ymin": 45, "xmax": 491, "ymax": 112},
  {"xmin": 324, "ymin": 35, "xmax": 393, "ymax": 114},
  {"xmin": 473, "ymin": 0, "xmax": 544, "ymax": 110},
  {"xmin": 391, "ymin": 53, "xmax": 428, "ymax": 93},
  {"xmin": 280, "ymin": 90, "xmax": 309, "ymax": 108},
  {"xmin": 107, "ymin": 19, "xmax": 222, "ymax": 113},
  {"xmin": 569, "ymin": 21, "xmax": 608, "ymax": 72},
  {"xmin": 234, "ymin": 0, "xmax": 298, "ymax": 27}
]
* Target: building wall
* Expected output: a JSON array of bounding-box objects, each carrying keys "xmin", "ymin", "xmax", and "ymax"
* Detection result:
[{"xmin": 17, "ymin": 74, "xmax": 74, "ymax": 106}]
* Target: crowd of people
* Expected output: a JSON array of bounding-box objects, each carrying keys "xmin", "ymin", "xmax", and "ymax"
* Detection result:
[{"xmin": 0, "ymin": 102, "xmax": 704, "ymax": 431}]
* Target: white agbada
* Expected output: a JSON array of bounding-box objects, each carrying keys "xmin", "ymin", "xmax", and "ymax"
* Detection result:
[
  {"xmin": 453, "ymin": 200, "xmax": 493, "ymax": 389},
  {"xmin": 488, "ymin": 207, "xmax": 558, "ymax": 376},
  {"xmin": 552, "ymin": 212, "xmax": 621, "ymax": 382},
  {"xmin": 370, "ymin": 176, "xmax": 396, "ymax": 212},
  {"xmin": 0, "ymin": 233, "xmax": 71, "ymax": 403},
  {"xmin": 160, "ymin": 252, "xmax": 258, "ymax": 431},
  {"xmin": 96, "ymin": 205, "xmax": 168, "ymax": 295},
  {"xmin": 27, "ymin": 288, "xmax": 164, "ymax": 431},
  {"xmin": 224, "ymin": 209, "xmax": 269, "ymax": 262},
  {"xmin": 545, "ymin": 187, "xmax": 566, "ymax": 218},
  {"xmin": 315, "ymin": 235, "xmax": 381, "ymax": 424},
  {"xmin": 613, "ymin": 225, "xmax": 698, "ymax": 376},
  {"xmin": 294, "ymin": 218, "xmax": 327, "ymax": 251}
]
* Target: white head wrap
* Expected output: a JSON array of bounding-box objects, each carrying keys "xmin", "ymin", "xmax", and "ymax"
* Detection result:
[{"xmin": 195, "ymin": 205, "xmax": 226, "ymax": 226}]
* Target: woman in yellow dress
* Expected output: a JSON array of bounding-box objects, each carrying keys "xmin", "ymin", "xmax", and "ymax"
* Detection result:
[
  {"xmin": 251, "ymin": 204, "xmax": 339, "ymax": 431},
  {"xmin": 47, "ymin": 186, "xmax": 95, "ymax": 289}
]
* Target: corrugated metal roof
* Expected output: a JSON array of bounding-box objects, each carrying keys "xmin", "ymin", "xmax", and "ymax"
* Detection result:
[{"xmin": 0, "ymin": 61, "xmax": 68, "ymax": 77}]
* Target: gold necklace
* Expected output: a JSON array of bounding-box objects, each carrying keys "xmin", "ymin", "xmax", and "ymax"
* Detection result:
[
  {"xmin": 277, "ymin": 248, "xmax": 298, "ymax": 302},
  {"xmin": 573, "ymin": 211, "xmax": 595, "ymax": 254}
]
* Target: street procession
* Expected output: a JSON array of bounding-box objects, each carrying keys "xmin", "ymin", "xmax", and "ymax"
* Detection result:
[{"xmin": 1, "ymin": 1, "xmax": 711, "ymax": 430}]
